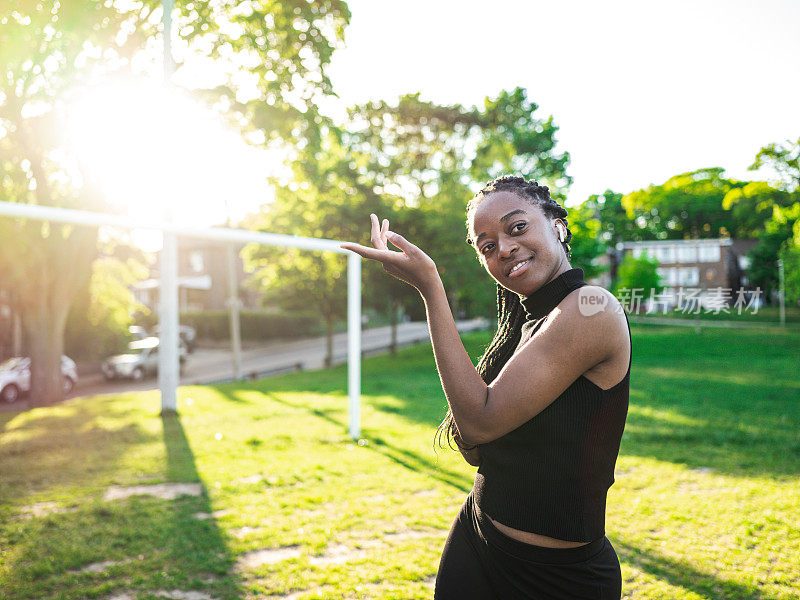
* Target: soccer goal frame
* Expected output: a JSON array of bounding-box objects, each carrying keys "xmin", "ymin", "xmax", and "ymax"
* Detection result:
[{"xmin": 0, "ymin": 201, "xmax": 363, "ymax": 439}]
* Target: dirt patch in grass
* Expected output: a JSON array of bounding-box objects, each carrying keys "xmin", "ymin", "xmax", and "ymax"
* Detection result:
[
  {"xmin": 235, "ymin": 546, "xmax": 302, "ymax": 571},
  {"xmin": 230, "ymin": 525, "xmax": 263, "ymax": 539},
  {"xmin": 309, "ymin": 543, "xmax": 370, "ymax": 566},
  {"xmin": 106, "ymin": 592, "xmax": 216, "ymax": 600},
  {"xmin": 153, "ymin": 591, "xmax": 216, "ymax": 600},
  {"xmin": 103, "ymin": 483, "xmax": 203, "ymax": 501},
  {"xmin": 18, "ymin": 501, "xmax": 77, "ymax": 519},
  {"xmin": 72, "ymin": 558, "xmax": 132, "ymax": 574},
  {"xmin": 192, "ymin": 509, "xmax": 230, "ymax": 520}
]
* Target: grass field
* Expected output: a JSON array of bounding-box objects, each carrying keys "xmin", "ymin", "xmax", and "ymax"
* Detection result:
[{"xmin": 1, "ymin": 325, "xmax": 798, "ymax": 600}]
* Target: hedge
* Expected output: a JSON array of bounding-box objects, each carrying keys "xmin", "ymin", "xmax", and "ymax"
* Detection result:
[{"xmin": 138, "ymin": 310, "xmax": 324, "ymax": 342}]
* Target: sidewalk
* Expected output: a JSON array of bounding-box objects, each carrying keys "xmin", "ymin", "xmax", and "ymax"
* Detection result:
[{"xmin": 71, "ymin": 318, "xmax": 490, "ymax": 396}]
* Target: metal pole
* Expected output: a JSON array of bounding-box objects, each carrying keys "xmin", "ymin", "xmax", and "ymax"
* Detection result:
[
  {"xmin": 347, "ymin": 252, "xmax": 362, "ymax": 440},
  {"xmin": 227, "ymin": 243, "xmax": 243, "ymax": 380},
  {"xmin": 159, "ymin": 0, "xmax": 179, "ymax": 413},
  {"xmin": 0, "ymin": 201, "xmax": 348, "ymax": 253},
  {"xmin": 159, "ymin": 234, "xmax": 179, "ymax": 412},
  {"xmin": 778, "ymin": 258, "xmax": 786, "ymax": 327},
  {"xmin": 0, "ymin": 200, "xmax": 363, "ymax": 438}
]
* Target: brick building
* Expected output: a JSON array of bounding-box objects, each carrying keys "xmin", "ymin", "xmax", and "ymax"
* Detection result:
[
  {"xmin": 132, "ymin": 238, "xmax": 261, "ymax": 313},
  {"xmin": 617, "ymin": 238, "xmax": 758, "ymax": 309}
]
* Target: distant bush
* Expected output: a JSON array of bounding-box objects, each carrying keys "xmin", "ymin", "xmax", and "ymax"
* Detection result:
[
  {"xmin": 138, "ymin": 310, "xmax": 324, "ymax": 342},
  {"xmin": 612, "ymin": 252, "xmax": 664, "ymax": 297}
]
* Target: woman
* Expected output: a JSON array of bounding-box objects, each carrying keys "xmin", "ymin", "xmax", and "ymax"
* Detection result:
[{"xmin": 340, "ymin": 175, "xmax": 631, "ymax": 599}]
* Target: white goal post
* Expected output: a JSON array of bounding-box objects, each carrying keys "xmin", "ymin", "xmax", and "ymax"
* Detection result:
[{"xmin": 0, "ymin": 201, "xmax": 363, "ymax": 439}]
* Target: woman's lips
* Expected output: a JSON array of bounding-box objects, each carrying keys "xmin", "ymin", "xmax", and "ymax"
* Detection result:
[{"xmin": 508, "ymin": 258, "xmax": 531, "ymax": 278}]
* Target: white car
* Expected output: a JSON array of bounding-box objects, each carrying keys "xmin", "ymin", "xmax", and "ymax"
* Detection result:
[
  {"xmin": 0, "ymin": 355, "xmax": 78, "ymax": 403},
  {"xmin": 101, "ymin": 337, "xmax": 187, "ymax": 381}
]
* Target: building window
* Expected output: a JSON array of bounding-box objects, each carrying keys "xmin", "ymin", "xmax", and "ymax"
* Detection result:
[
  {"xmin": 678, "ymin": 267, "xmax": 699, "ymax": 286},
  {"xmin": 698, "ymin": 245, "xmax": 721, "ymax": 262},
  {"xmin": 657, "ymin": 267, "xmax": 678, "ymax": 286},
  {"xmin": 655, "ymin": 246, "xmax": 675, "ymax": 264},
  {"xmin": 189, "ymin": 251, "xmax": 205, "ymax": 274},
  {"xmin": 676, "ymin": 246, "xmax": 698, "ymax": 263}
]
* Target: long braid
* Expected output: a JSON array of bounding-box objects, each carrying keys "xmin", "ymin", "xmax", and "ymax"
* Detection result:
[{"xmin": 434, "ymin": 175, "xmax": 572, "ymax": 451}]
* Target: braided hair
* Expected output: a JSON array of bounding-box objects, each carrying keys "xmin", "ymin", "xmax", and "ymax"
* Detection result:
[{"xmin": 434, "ymin": 175, "xmax": 573, "ymax": 451}]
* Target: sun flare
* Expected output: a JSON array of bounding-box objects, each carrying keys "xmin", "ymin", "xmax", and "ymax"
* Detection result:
[{"xmin": 64, "ymin": 79, "xmax": 274, "ymax": 230}]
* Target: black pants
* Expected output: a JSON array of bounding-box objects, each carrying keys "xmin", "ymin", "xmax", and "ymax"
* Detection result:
[{"xmin": 435, "ymin": 493, "xmax": 622, "ymax": 600}]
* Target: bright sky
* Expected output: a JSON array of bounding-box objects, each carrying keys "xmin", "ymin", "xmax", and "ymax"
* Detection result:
[{"xmin": 325, "ymin": 0, "xmax": 800, "ymax": 206}]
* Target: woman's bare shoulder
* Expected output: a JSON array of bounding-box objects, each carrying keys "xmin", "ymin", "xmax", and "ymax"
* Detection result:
[{"xmin": 554, "ymin": 286, "xmax": 628, "ymax": 358}]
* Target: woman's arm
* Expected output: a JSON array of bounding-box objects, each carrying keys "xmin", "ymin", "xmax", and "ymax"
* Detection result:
[{"xmin": 340, "ymin": 215, "xmax": 623, "ymax": 446}]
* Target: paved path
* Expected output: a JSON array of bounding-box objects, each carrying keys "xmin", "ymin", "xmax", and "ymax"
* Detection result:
[{"xmin": 63, "ymin": 318, "xmax": 489, "ymax": 399}]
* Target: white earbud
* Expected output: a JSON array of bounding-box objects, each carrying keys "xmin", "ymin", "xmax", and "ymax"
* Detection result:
[{"xmin": 556, "ymin": 221, "xmax": 566, "ymax": 242}]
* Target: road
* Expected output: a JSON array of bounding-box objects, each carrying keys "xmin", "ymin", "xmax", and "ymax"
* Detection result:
[{"xmin": 59, "ymin": 318, "xmax": 489, "ymax": 400}]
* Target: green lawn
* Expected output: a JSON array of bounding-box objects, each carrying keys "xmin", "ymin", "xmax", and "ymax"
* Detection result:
[
  {"xmin": 1, "ymin": 325, "xmax": 798, "ymax": 599},
  {"xmin": 630, "ymin": 305, "xmax": 800, "ymax": 326}
]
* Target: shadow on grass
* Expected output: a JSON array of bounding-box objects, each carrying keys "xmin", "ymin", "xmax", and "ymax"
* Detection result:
[
  {"xmin": 158, "ymin": 412, "xmax": 245, "ymax": 598},
  {"xmin": 240, "ymin": 388, "xmax": 473, "ymax": 493},
  {"xmin": 615, "ymin": 538, "xmax": 774, "ymax": 600},
  {"xmin": 365, "ymin": 433, "xmax": 473, "ymax": 492},
  {"xmin": 0, "ymin": 398, "xmax": 245, "ymax": 599},
  {"xmin": 0, "ymin": 395, "xmax": 156, "ymax": 500}
]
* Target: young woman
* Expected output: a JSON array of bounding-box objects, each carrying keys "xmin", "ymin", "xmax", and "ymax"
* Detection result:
[{"xmin": 340, "ymin": 175, "xmax": 631, "ymax": 599}]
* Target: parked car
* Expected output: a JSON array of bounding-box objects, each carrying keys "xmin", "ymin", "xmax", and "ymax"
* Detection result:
[
  {"xmin": 0, "ymin": 355, "xmax": 78, "ymax": 403},
  {"xmin": 101, "ymin": 337, "xmax": 187, "ymax": 381},
  {"xmin": 152, "ymin": 325, "xmax": 197, "ymax": 353},
  {"xmin": 129, "ymin": 325, "xmax": 149, "ymax": 340}
]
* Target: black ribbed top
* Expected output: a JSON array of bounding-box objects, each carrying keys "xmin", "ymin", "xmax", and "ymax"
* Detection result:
[{"xmin": 472, "ymin": 268, "xmax": 631, "ymax": 542}]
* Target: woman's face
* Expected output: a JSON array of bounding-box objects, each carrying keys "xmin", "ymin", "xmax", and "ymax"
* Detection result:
[{"xmin": 468, "ymin": 191, "xmax": 569, "ymax": 297}]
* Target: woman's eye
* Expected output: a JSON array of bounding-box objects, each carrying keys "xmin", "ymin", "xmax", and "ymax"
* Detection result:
[
  {"xmin": 481, "ymin": 243, "xmax": 494, "ymax": 255},
  {"xmin": 512, "ymin": 222, "xmax": 526, "ymax": 233}
]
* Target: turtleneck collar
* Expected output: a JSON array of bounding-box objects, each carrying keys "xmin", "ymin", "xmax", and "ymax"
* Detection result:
[{"xmin": 520, "ymin": 267, "xmax": 586, "ymax": 321}]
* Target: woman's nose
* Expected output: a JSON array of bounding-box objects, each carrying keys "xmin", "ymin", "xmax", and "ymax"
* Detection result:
[{"xmin": 498, "ymin": 238, "xmax": 518, "ymax": 258}]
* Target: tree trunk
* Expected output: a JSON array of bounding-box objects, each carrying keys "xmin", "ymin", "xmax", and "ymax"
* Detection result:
[
  {"xmin": 324, "ymin": 318, "xmax": 334, "ymax": 367},
  {"xmin": 389, "ymin": 298, "xmax": 398, "ymax": 356},
  {"xmin": 23, "ymin": 303, "xmax": 68, "ymax": 406},
  {"xmin": 15, "ymin": 223, "xmax": 97, "ymax": 406}
]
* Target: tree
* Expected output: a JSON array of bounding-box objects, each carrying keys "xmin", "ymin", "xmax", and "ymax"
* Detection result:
[
  {"xmin": 745, "ymin": 138, "xmax": 800, "ymax": 300},
  {"xmin": 612, "ymin": 253, "xmax": 663, "ymax": 312},
  {"xmin": 472, "ymin": 87, "xmax": 572, "ymax": 201},
  {"xmin": 65, "ymin": 235, "xmax": 151, "ymax": 362},
  {"xmin": 0, "ymin": 1, "xmax": 349, "ymax": 404},
  {"xmin": 243, "ymin": 126, "xmax": 389, "ymax": 366},
  {"xmin": 720, "ymin": 181, "xmax": 794, "ymax": 239},
  {"xmin": 621, "ymin": 168, "xmax": 742, "ymax": 240},
  {"xmin": 590, "ymin": 189, "xmax": 650, "ymax": 243},
  {"xmin": 747, "ymin": 204, "xmax": 799, "ymax": 300},
  {"xmin": 345, "ymin": 88, "xmax": 572, "ymax": 321},
  {"xmin": 779, "ymin": 220, "xmax": 800, "ymax": 307},
  {"xmin": 566, "ymin": 198, "xmax": 607, "ymax": 282},
  {"xmin": 751, "ymin": 137, "xmax": 799, "ymax": 193}
]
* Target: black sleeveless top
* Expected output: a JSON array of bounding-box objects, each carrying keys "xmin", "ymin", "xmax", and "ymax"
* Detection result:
[{"xmin": 472, "ymin": 268, "xmax": 631, "ymax": 542}]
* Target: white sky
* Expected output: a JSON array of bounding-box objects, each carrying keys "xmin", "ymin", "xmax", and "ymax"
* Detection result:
[{"xmin": 324, "ymin": 0, "xmax": 800, "ymax": 205}]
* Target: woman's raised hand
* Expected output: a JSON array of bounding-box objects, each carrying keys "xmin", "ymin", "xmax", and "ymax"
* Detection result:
[{"xmin": 340, "ymin": 214, "xmax": 440, "ymax": 295}]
